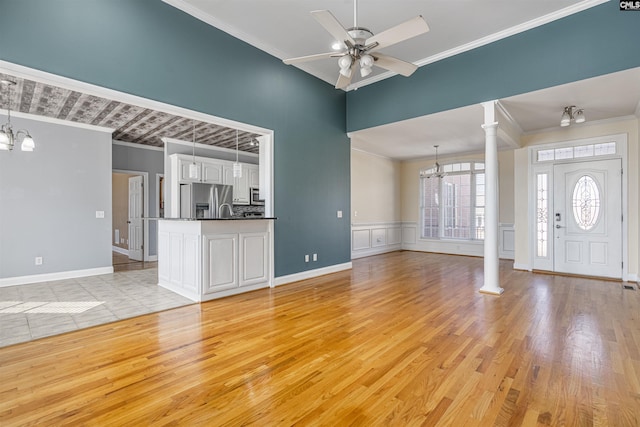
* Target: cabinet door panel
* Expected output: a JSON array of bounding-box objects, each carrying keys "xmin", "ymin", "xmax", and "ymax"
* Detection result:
[
  {"xmin": 179, "ymin": 159, "xmax": 200, "ymax": 183},
  {"xmin": 248, "ymin": 165, "xmax": 260, "ymax": 188},
  {"xmin": 202, "ymin": 161, "xmax": 224, "ymax": 184},
  {"xmin": 203, "ymin": 234, "xmax": 238, "ymax": 293},
  {"xmin": 240, "ymin": 232, "xmax": 268, "ymax": 287}
]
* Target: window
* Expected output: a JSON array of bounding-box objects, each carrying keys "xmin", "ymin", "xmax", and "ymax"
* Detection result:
[
  {"xmin": 420, "ymin": 162, "xmax": 485, "ymax": 240},
  {"xmin": 572, "ymin": 175, "xmax": 600, "ymax": 230},
  {"xmin": 536, "ymin": 142, "xmax": 616, "ymax": 162}
]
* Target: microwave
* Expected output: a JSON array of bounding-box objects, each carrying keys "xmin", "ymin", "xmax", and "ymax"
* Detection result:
[{"xmin": 250, "ymin": 187, "xmax": 264, "ymax": 205}]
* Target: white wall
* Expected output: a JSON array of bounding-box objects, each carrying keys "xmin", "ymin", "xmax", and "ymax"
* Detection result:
[
  {"xmin": 350, "ymin": 149, "xmax": 402, "ymax": 223},
  {"xmin": 0, "ymin": 115, "xmax": 113, "ymax": 284},
  {"xmin": 350, "ymin": 148, "xmax": 403, "ymax": 259},
  {"xmin": 513, "ymin": 117, "xmax": 639, "ymax": 278}
]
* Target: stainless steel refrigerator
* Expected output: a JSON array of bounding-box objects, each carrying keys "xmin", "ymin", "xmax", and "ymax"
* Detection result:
[{"xmin": 180, "ymin": 183, "xmax": 234, "ymax": 219}]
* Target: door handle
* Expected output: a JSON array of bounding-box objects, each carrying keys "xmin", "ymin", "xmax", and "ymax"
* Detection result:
[{"xmin": 555, "ymin": 224, "xmax": 564, "ymax": 229}]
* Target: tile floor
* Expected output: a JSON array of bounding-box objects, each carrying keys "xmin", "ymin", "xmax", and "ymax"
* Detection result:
[{"xmin": 0, "ymin": 268, "xmax": 193, "ymax": 348}]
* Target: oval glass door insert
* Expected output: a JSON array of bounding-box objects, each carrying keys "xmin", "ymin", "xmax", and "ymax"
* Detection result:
[{"xmin": 572, "ymin": 175, "xmax": 600, "ymax": 230}]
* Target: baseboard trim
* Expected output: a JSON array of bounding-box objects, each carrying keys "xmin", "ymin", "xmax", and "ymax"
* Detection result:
[
  {"xmin": 274, "ymin": 262, "xmax": 352, "ymax": 287},
  {"xmin": 352, "ymin": 245, "xmax": 401, "ymax": 260},
  {"xmin": 624, "ymin": 273, "xmax": 638, "ymax": 283},
  {"xmin": 112, "ymin": 246, "xmax": 129, "ymax": 256},
  {"xmin": 0, "ymin": 267, "xmax": 115, "ymax": 287},
  {"xmin": 147, "ymin": 255, "xmax": 158, "ymax": 262},
  {"xmin": 513, "ymin": 262, "xmax": 531, "ymax": 271}
]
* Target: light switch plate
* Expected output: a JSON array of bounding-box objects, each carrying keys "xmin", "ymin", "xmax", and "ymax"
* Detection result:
[
  {"xmin": 96, "ymin": 211, "xmax": 105, "ymax": 218},
  {"xmin": 337, "ymin": 210, "xmax": 343, "ymax": 218}
]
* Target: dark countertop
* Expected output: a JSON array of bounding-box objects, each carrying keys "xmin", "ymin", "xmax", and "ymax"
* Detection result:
[{"xmin": 151, "ymin": 217, "xmax": 277, "ymax": 221}]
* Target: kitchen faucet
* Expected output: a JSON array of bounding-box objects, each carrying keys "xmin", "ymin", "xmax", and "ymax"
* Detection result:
[{"xmin": 218, "ymin": 203, "xmax": 233, "ymax": 218}]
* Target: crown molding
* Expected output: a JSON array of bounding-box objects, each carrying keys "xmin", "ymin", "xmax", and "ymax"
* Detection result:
[{"xmin": 162, "ymin": 0, "xmax": 290, "ymax": 61}]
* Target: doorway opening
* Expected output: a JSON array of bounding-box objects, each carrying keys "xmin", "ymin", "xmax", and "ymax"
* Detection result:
[{"xmin": 112, "ymin": 170, "xmax": 151, "ymax": 271}]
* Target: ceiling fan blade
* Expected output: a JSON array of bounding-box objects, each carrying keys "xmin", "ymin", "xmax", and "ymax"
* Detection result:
[
  {"xmin": 372, "ymin": 53, "xmax": 418, "ymax": 77},
  {"xmin": 335, "ymin": 63, "xmax": 356, "ymax": 90},
  {"xmin": 311, "ymin": 10, "xmax": 355, "ymax": 46},
  {"xmin": 283, "ymin": 52, "xmax": 344, "ymax": 65},
  {"xmin": 366, "ymin": 16, "xmax": 429, "ymax": 51}
]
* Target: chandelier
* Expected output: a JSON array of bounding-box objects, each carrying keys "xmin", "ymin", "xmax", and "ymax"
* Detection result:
[{"xmin": 0, "ymin": 79, "xmax": 35, "ymax": 151}]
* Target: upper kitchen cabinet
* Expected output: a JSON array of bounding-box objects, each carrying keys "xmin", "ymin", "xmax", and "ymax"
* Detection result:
[
  {"xmin": 223, "ymin": 164, "xmax": 250, "ymax": 205},
  {"xmin": 202, "ymin": 161, "xmax": 224, "ymax": 184},
  {"xmin": 248, "ymin": 164, "xmax": 259, "ymax": 189},
  {"xmin": 174, "ymin": 155, "xmax": 225, "ymax": 185}
]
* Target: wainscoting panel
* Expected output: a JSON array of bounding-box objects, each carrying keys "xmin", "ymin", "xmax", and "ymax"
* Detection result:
[
  {"xmin": 499, "ymin": 223, "xmax": 515, "ymax": 260},
  {"xmin": 351, "ymin": 223, "xmax": 403, "ymax": 259},
  {"xmin": 401, "ymin": 221, "xmax": 515, "ymax": 260}
]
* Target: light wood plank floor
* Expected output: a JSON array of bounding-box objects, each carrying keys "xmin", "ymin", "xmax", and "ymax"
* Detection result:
[{"xmin": 1, "ymin": 251, "xmax": 639, "ymax": 426}]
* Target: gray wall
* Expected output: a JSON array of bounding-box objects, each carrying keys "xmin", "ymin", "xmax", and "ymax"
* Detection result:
[
  {"xmin": 0, "ymin": 116, "xmax": 112, "ymax": 279},
  {"xmin": 112, "ymin": 142, "xmax": 164, "ymax": 256}
]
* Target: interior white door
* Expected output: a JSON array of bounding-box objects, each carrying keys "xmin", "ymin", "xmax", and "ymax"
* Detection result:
[
  {"xmin": 553, "ymin": 159, "xmax": 621, "ymax": 278},
  {"xmin": 128, "ymin": 176, "xmax": 144, "ymax": 261}
]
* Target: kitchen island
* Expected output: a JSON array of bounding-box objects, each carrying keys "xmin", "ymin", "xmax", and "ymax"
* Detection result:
[{"xmin": 158, "ymin": 218, "xmax": 275, "ymax": 302}]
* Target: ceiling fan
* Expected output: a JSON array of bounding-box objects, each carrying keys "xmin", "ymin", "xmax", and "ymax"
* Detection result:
[{"xmin": 283, "ymin": 0, "xmax": 429, "ymax": 90}]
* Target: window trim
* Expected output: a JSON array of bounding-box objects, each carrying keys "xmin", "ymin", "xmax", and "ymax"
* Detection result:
[{"xmin": 419, "ymin": 160, "xmax": 486, "ymax": 242}]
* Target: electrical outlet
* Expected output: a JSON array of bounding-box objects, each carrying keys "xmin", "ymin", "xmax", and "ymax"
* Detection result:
[
  {"xmin": 305, "ymin": 254, "xmax": 309, "ymax": 263},
  {"xmin": 96, "ymin": 211, "xmax": 105, "ymax": 218},
  {"xmin": 121, "ymin": 238, "xmax": 125, "ymax": 244},
  {"xmin": 35, "ymin": 257, "xmax": 43, "ymax": 265},
  {"xmin": 313, "ymin": 253, "xmax": 317, "ymax": 261},
  {"xmin": 337, "ymin": 210, "xmax": 343, "ymax": 218}
]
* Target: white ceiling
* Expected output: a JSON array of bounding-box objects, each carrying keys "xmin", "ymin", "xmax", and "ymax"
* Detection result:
[
  {"xmin": 164, "ymin": 0, "xmax": 639, "ymax": 161},
  {"xmin": 165, "ymin": 0, "xmax": 605, "ymax": 90}
]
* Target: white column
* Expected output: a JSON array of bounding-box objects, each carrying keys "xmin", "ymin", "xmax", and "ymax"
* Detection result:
[{"xmin": 480, "ymin": 103, "xmax": 503, "ymax": 295}]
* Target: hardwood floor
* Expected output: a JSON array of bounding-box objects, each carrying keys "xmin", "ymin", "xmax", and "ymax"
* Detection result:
[
  {"xmin": 112, "ymin": 251, "xmax": 157, "ymax": 272},
  {"xmin": 1, "ymin": 251, "xmax": 639, "ymax": 426}
]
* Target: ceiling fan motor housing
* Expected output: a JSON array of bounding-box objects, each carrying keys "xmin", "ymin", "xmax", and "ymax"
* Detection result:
[{"xmin": 347, "ymin": 27, "xmax": 374, "ymax": 57}]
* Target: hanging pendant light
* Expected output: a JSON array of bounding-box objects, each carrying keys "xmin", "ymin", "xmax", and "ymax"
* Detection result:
[
  {"xmin": 421, "ymin": 145, "xmax": 447, "ymax": 179},
  {"xmin": 0, "ymin": 79, "xmax": 35, "ymax": 152},
  {"xmin": 233, "ymin": 129, "xmax": 242, "ymax": 178},
  {"xmin": 188, "ymin": 120, "xmax": 198, "ymax": 179}
]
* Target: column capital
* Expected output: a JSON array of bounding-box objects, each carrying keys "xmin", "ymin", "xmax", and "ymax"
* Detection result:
[{"xmin": 481, "ymin": 122, "xmax": 499, "ymax": 131}]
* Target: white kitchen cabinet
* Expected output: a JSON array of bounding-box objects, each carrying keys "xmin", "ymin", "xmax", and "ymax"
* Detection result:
[
  {"xmin": 223, "ymin": 163, "xmax": 251, "ymax": 205},
  {"xmin": 202, "ymin": 160, "xmax": 224, "ymax": 184},
  {"xmin": 158, "ymin": 219, "xmax": 273, "ymax": 302},
  {"xmin": 233, "ymin": 172, "xmax": 250, "ymax": 205},
  {"xmin": 175, "ymin": 155, "xmax": 225, "ymax": 185},
  {"xmin": 178, "ymin": 158, "xmax": 201, "ymax": 183},
  {"xmin": 248, "ymin": 164, "xmax": 259, "ymax": 189},
  {"xmin": 203, "ymin": 233, "xmax": 238, "ymax": 293}
]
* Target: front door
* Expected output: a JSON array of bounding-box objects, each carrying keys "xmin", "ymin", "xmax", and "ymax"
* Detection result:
[
  {"xmin": 128, "ymin": 176, "xmax": 144, "ymax": 261},
  {"xmin": 553, "ymin": 159, "xmax": 622, "ymax": 278}
]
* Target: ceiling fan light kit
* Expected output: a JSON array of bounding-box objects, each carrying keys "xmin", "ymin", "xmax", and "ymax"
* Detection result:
[
  {"xmin": 282, "ymin": 0, "xmax": 429, "ymax": 90},
  {"xmin": 560, "ymin": 105, "xmax": 586, "ymax": 127}
]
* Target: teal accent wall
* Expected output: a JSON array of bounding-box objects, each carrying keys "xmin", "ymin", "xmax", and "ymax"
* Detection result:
[
  {"xmin": 0, "ymin": 0, "xmax": 350, "ymax": 277},
  {"xmin": 346, "ymin": 2, "xmax": 640, "ymax": 132}
]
